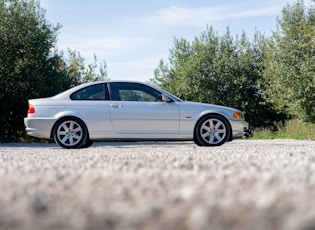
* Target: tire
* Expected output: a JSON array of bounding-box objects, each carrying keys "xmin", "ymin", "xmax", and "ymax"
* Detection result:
[
  {"xmin": 53, "ymin": 117, "xmax": 88, "ymax": 149},
  {"xmin": 194, "ymin": 114, "xmax": 230, "ymax": 146},
  {"xmin": 79, "ymin": 140, "xmax": 94, "ymax": 148}
]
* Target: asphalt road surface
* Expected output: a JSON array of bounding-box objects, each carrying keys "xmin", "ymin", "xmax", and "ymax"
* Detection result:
[{"xmin": 1, "ymin": 139, "xmax": 315, "ymax": 230}]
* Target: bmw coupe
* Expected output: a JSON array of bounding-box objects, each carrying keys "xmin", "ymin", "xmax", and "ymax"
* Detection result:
[{"xmin": 24, "ymin": 81, "xmax": 249, "ymax": 148}]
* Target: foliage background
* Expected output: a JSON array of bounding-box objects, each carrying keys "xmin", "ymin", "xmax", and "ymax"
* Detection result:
[
  {"xmin": 0, "ymin": 0, "xmax": 108, "ymax": 142},
  {"xmin": 152, "ymin": 0, "xmax": 314, "ymax": 129}
]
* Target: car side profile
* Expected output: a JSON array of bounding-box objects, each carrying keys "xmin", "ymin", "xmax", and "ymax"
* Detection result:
[{"xmin": 24, "ymin": 81, "xmax": 249, "ymax": 148}]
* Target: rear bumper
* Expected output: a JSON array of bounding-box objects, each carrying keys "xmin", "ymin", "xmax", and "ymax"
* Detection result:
[{"xmin": 24, "ymin": 117, "xmax": 57, "ymax": 139}]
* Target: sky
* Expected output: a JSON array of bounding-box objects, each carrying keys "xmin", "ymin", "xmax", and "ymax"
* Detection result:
[{"xmin": 40, "ymin": 0, "xmax": 310, "ymax": 82}]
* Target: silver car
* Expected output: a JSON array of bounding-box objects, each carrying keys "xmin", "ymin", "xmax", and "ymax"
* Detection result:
[{"xmin": 24, "ymin": 81, "xmax": 249, "ymax": 148}]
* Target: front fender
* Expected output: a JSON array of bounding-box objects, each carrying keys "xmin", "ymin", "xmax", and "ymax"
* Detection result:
[{"xmin": 198, "ymin": 110, "xmax": 231, "ymax": 122}]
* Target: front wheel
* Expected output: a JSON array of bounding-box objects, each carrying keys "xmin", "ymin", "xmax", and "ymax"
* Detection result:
[
  {"xmin": 194, "ymin": 114, "xmax": 230, "ymax": 146},
  {"xmin": 53, "ymin": 117, "xmax": 88, "ymax": 149}
]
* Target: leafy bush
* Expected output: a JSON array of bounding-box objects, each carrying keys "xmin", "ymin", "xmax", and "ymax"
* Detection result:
[{"xmin": 250, "ymin": 119, "xmax": 315, "ymax": 140}]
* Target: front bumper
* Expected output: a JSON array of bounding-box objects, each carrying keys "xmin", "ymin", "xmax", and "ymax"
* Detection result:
[
  {"xmin": 231, "ymin": 120, "xmax": 249, "ymax": 139},
  {"xmin": 243, "ymin": 127, "xmax": 252, "ymax": 137}
]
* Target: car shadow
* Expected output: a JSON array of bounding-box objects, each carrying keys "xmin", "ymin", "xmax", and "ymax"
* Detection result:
[{"xmin": 0, "ymin": 141, "xmax": 194, "ymax": 149}]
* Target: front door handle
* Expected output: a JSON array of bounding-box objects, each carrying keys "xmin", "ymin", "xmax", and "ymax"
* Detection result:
[{"xmin": 110, "ymin": 103, "xmax": 122, "ymax": 108}]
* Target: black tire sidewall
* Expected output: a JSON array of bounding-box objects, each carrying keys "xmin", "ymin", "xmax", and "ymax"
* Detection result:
[{"xmin": 80, "ymin": 140, "xmax": 94, "ymax": 148}]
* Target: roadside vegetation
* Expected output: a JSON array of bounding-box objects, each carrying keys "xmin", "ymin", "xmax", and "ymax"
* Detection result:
[
  {"xmin": 0, "ymin": 0, "xmax": 109, "ymax": 142},
  {"xmin": 151, "ymin": 0, "xmax": 315, "ymax": 138},
  {"xmin": 250, "ymin": 119, "xmax": 315, "ymax": 140}
]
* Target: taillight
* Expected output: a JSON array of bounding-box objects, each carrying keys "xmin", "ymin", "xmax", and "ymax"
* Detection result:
[{"xmin": 28, "ymin": 104, "xmax": 35, "ymax": 114}]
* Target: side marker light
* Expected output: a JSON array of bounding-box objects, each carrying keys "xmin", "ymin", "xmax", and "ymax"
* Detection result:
[{"xmin": 233, "ymin": 112, "xmax": 241, "ymax": 119}]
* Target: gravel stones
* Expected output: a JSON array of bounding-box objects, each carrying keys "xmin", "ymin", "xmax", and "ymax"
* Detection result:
[{"xmin": 0, "ymin": 140, "xmax": 315, "ymax": 230}]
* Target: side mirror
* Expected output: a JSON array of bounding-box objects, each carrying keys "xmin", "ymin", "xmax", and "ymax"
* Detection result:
[{"xmin": 162, "ymin": 94, "xmax": 172, "ymax": 102}]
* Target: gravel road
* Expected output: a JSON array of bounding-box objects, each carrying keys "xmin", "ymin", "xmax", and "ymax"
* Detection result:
[{"xmin": 1, "ymin": 139, "xmax": 315, "ymax": 230}]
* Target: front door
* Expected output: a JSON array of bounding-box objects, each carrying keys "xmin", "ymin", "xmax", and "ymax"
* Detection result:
[{"xmin": 109, "ymin": 82, "xmax": 179, "ymax": 134}]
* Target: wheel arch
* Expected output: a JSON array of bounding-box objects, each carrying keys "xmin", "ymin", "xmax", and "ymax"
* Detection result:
[
  {"xmin": 50, "ymin": 115, "xmax": 90, "ymax": 139},
  {"xmin": 193, "ymin": 113, "xmax": 233, "ymax": 142}
]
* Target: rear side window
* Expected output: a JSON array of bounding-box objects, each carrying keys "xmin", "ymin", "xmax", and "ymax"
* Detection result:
[{"xmin": 70, "ymin": 83, "xmax": 110, "ymax": 100}]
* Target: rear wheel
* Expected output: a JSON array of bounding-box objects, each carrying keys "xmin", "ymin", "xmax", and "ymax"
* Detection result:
[
  {"xmin": 53, "ymin": 117, "xmax": 87, "ymax": 149},
  {"xmin": 194, "ymin": 114, "xmax": 230, "ymax": 146},
  {"xmin": 80, "ymin": 140, "xmax": 94, "ymax": 148}
]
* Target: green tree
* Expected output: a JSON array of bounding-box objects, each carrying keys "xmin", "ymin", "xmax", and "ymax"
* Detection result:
[
  {"xmin": 0, "ymin": 0, "xmax": 72, "ymax": 141},
  {"xmin": 65, "ymin": 50, "xmax": 109, "ymax": 85},
  {"xmin": 0, "ymin": 0, "xmax": 108, "ymax": 142},
  {"xmin": 263, "ymin": 0, "xmax": 315, "ymax": 122},
  {"xmin": 152, "ymin": 26, "xmax": 283, "ymax": 127}
]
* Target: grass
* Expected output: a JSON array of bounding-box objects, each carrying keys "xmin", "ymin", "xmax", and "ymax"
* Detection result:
[{"xmin": 250, "ymin": 119, "xmax": 315, "ymax": 140}]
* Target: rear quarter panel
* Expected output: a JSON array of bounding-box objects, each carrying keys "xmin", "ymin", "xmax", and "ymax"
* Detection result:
[{"xmin": 27, "ymin": 99, "xmax": 114, "ymax": 138}]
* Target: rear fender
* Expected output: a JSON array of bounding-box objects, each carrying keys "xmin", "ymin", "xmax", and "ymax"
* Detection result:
[
  {"xmin": 54, "ymin": 111, "xmax": 86, "ymax": 121},
  {"xmin": 50, "ymin": 112, "xmax": 87, "ymax": 138}
]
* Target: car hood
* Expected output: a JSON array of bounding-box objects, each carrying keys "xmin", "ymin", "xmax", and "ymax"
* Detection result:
[
  {"xmin": 178, "ymin": 101, "xmax": 241, "ymax": 112},
  {"xmin": 176, "ymin": 101, "xmax": 245, "ymax": 121}
]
